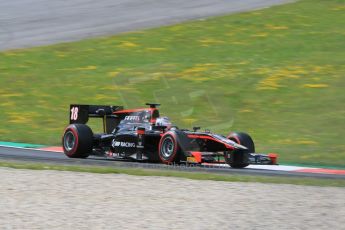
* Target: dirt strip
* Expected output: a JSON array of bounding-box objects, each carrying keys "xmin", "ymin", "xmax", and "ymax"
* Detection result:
[{"xmin": 0, "ymin": 167, "xmax": 344, "ymax": 230}]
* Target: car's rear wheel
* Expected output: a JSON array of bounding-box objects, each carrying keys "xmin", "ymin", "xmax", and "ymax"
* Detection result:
[
  {"xmin": 158, "ymin": 132, "xmax": 180, "ymax": 164},
  {"xmin": 62, "ymin": 124, "xmax": 93, "ymax": 158},
  {"xmin": 224, "ymin": 132, "xmax": 255, "ymax": 168}
]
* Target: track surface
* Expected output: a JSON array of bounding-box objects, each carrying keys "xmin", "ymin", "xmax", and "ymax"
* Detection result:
[
  {"xmin": 1, "ymin": 146, "xmax": 344, "ymax": 179},
  {"xmin": 0, "ymin": 0, "xmax": 293, "ymax": 51}
]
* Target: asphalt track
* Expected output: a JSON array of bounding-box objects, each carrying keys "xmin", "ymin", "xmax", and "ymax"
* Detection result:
[
  {"xmin": 1, "ymin": 146, "xmax": 344, "ymax": 179},
  {"xmin": 0, "ymin": 0, "xmax": 293, "ymax": 51}
]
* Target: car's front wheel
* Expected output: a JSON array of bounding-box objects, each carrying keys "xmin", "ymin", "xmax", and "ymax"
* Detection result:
[
  {"xmin": 62, "ymin": 124, "xmax": 93, "ymax": 158},
  {"xmin": 224, "ymin": 132, "xmax": 255, "ymax": 168}
]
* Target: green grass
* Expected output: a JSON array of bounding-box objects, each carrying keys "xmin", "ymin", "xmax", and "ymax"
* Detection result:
[
  {"xmin": 1, "ymin": 161, "xmax": 344, "ymax": 187},
  {"xmin": 0, "ymin": 0, "xmax": 344, "ymax": 167}
]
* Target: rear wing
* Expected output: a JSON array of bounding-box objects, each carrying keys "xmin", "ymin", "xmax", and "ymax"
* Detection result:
[{"xmin": 69, "ymin": 104, "xmax": 123, "ymax": 133}]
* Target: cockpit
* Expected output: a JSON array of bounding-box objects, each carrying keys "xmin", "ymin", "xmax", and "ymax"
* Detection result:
[{"xmin": 114, "ymin": 108, "xmax": 160, "ymax": 132}]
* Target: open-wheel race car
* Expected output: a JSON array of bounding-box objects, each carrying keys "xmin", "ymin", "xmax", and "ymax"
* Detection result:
[{"xmin": 62, "ymin": 103, "xmax": 277, "ymax": 168}]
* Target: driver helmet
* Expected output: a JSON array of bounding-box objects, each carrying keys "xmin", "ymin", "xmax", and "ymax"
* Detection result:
[{"xmin": 155, "ymin": 116, "xmax": 172, "ymax": 128}]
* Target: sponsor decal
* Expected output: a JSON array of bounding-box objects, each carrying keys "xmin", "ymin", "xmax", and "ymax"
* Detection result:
[
  {"xmin": 108, "ymin": 152, "xmax": 126, "ymax": 158},
  {"xmin": 112, "ymin": 140, "xmax": 136, "ymax": 148},
  {"xmin": 124, "ymin": 115, "xmax": 140, "ymax": 121},
  {"xmin": 187, "ymin": 157, "xmax": 198, "ymax": 163}
]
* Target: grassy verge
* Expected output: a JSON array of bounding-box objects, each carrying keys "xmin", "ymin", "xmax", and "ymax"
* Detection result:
[
  {"xmin": 0, "ymin": 161, "xmax": 344, "ymax": 187},
  {"xmin": 0, "ymin": 0, "xmax": 344, "ymax": 167}
]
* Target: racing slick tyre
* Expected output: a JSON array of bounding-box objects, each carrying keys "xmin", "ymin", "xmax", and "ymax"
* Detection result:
[
  {"xmin": 62, "ymin": 124, "xmax": 93, "ymax": 158},
  {"xmin": 225, "ymin": 132, "xmax": 255, "ymax": 168},
  {"xmin": 158, "ymin": 132, "xmax": 180, "ymax": 164}
]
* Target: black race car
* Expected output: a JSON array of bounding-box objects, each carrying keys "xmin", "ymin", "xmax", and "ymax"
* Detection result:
[{"xmin": 62, "ymin": 103, "xmax": 277, "ymax": 168}]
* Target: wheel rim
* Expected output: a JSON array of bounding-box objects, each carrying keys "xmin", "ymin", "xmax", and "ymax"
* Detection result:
[
  {"xmin": 64, "ymin": 131, "xmax": 76, "ymax": 151},
  {"xmin": 161, "ymin": 136, "xmax": 175, "ymax": 158}
]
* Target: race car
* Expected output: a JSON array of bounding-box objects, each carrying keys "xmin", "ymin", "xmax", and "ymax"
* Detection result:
[{"xmin": 62, "ymin": 103, "xmax": 277, "ymax": 168}]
